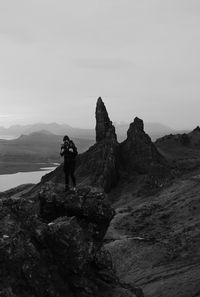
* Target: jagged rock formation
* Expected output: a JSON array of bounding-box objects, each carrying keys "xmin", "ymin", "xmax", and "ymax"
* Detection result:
[
  {"xmin": 74, "ymin": 97, "xmax": 119, "ymax": 192},
  {"xmin": 119, "ymin": 117, "xmax": 167, "ymax": 174},
  {"xmin": 95, "ymin": 97, "xmax": 117, "ymax": 143},
  {"xmin": 0, "ymin": 183, "xmax": 143, "ymax": 297},
  {"xmin": 41, "ymin": 97, "xmax": 119, "ymax": 193},
  {"xmin": 42, "ymin": 98, "xmax": 169, "ymax": 193}
]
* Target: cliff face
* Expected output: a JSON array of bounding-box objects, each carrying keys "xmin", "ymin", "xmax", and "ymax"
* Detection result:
[{"xmin": 0, "ymin": 183, "xmax": 143, "ymax": 297}]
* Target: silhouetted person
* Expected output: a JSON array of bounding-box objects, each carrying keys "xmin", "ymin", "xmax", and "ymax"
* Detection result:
[{"xmin": 60, "ymin": 135, "xmax": 78, "ymax": 191}]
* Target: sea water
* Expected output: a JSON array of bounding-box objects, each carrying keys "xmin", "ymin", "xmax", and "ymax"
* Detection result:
[{"xmin": 0, "ymin": 166, "xmax": 57, "ymax": 192}]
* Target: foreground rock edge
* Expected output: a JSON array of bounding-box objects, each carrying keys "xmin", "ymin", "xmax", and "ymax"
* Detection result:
[{"xmin": 0, "ymin": 182, "xmax": 144, "ymax": 297}]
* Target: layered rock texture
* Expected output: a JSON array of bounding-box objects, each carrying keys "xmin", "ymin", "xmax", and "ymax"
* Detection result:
[{"xmin": 0, "ymin": 183, "xmax": 143, "ymax": 297}]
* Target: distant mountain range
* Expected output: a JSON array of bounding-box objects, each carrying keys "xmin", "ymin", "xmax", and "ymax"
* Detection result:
[
  {"xmin": 0, "ymin": 131, "xmax": 94, "ymax": 158},
  {"xmin": 0, "ymin": 123, "xmax": 95, "ymax": 140},
  {"xmin": 0, "ymin": 122, "xmax": 189, "ymax": 141}
]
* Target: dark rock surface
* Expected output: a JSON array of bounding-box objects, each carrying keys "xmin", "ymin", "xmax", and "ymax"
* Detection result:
[
  {"xmin": 41, "ymin": 97, "xmax": 119, "ymax": 193},
  {"xmin": 119, "ymin": 117, "xmax": 167, "ymax": 174},
  {"xmin": 0, "ymin": 183, "xmax": 142, "ymax": 297},
  {"xmin": 95, "ymin": 97, "xmax": 117, "ymax": 143},
  {"xmin": 75, "ymin": 97, "xmax": 119, "ymax": 192}
]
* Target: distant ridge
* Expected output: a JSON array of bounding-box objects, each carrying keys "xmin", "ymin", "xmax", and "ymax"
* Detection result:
[
  {"xmin": 0, "ymin": 123, "xmax": 95, "ymax": 140},
  {"xmin": 0, "ymin": 122, "xmax": 190, "ymax": 141},
  {"xmin": 0, "ymin": 131, "xmax": 94, "ymax": 174}
]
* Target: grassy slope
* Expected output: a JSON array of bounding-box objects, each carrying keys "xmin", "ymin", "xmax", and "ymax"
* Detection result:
[
  {"xmin": 105, "ymin": 171, "xmax": 200, "ymax": 297},
  {"xmin": 155, "ymin": 130, "xmax": 200, "ymax": 170}
]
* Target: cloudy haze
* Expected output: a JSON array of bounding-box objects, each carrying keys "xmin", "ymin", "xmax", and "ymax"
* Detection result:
[{"xmin": 0, "ymin": 0, "xmax": 199, "ymax": 129}]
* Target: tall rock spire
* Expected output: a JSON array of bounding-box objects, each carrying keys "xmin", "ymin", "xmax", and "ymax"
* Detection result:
[
  {"xmin": 43, "ymin": 97, "xmax": 119, "ymax": 193},
  {"xmin": 74, "ymin": 97, "xmax": 119, "ymax": 192},
  {"xmin": 95, "ymin": 97, "xmax": 116, "ymax": 143}
]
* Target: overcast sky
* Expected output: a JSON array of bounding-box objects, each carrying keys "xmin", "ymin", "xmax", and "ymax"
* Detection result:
[{"xmin": 0, "ymin": 0, "xmax": 199, "ymax": 129}]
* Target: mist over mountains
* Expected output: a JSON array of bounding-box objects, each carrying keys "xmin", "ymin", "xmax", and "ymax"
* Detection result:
[
  {"xmin": 0, "ymin": 123, "xmax": 94, "ymax": 140},
  {"xmin": 0, "ymin": 122, "xmax": 189, "ymax": 141}
]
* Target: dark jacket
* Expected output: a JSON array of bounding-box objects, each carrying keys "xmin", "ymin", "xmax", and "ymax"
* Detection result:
[{"xmin": 60, "ymin": 140, "xmax": 78, "ymax": 163}]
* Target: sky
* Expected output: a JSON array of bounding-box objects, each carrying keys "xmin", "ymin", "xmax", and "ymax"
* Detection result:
[{"xmin": 0, "ymin": 0, "xmax": 199, "ymax": 129}]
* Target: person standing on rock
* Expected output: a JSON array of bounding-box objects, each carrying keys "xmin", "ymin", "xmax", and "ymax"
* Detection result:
[{"xmin": 60, "ymin": 135, "xmax": 78, "ymax": 191}]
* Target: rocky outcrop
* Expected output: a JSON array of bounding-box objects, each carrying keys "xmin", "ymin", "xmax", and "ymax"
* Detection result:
[
  {"xmin": 75, "ymin": 98, "xmax": 119, "ymax": 192},
  {"xmin": 41, "ymin": 99, "xmax": 169, "ymax": 193},
  {"xmin": 95, "ymin": 97, "xmax": 117, "ymax": 143},
  {"xmin": 0, "ymin": 183, "xmax": 142, "ymax": 297},
  {"xmin": 39, "ymin": 184, "xmax": 115, "ymax": 243},
  {"xmin": 119, "ymin": 117, "xmax": 167, "ymax": 175},
  {"xmin": 42, "ymin": 98, "xmax": 119, "ymax": 193}
]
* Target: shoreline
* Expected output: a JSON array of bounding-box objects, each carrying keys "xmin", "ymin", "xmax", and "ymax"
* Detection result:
[{"xmin": 0, "ymin": 162, "xmax": 60, "ymax": 175}]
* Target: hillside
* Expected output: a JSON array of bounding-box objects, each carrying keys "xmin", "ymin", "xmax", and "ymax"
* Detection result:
[
  {"xmin": 104, "ymin": 171, "xmax": 200, "ymax": 297},
  {"xmin": 0, "ymin": 131, "xmax": 94, "ymax": 174},
  {"xmin": 155, "ymin": 126, "xmax": 200, "ymax": 171}
]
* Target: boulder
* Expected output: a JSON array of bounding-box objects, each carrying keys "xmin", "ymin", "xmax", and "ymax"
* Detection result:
[{"xmin": 39, "ymin": 184, "xmax": 115, "ymax": 242}]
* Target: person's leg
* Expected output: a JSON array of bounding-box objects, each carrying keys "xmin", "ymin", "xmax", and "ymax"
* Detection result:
[
  {"xmin": 64, "ymin": 164, "xmax": 70, "ymax": 190},
  {"xmin": 70, "ymin": 162, "xmax": 76, "ymax": 188}
]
